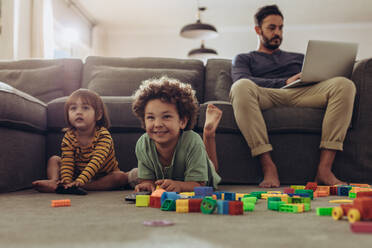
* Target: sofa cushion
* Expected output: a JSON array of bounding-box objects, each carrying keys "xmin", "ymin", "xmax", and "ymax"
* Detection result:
[
  {"xmin": 0, "ymin": 58, "xmax": 83, "ymax": 103},
  {"xmin": 86, "ymin": 66, "xmax": 200, "ymax": 98},
  {"xmin": 214, "ymin": 70, "xmax": 233, "ymax": 102},
  {"xmin": 47, "ymin": 96, "xmax": 142, "ymax": 131},
  {"xmin": 0, "ymin": 65, "xmax": 64, "ymax": 103},
  {"xmin": 82, "ymin": 56, "xmax": 205, "ymax": 102},
  {"xmin": 204, "ymin": 59, "xmax": 232, "ymax": 102},
  {"xmin": 197, "ymin": 102, "xmax": 325, "ymax": 134},
  {"xmin": 0, "ymin": 82, "xmax": 47, "ymax": 132}
]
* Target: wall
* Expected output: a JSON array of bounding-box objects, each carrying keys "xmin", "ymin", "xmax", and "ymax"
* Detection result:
[{"xmin": 98, "ymin": 22, "xmax": 372, "ymax": 61}]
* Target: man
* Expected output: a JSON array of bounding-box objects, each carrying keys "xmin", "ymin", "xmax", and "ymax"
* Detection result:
[{"xmin": 230, "ymin": 5, "xmax": 356, "ymax": 188}]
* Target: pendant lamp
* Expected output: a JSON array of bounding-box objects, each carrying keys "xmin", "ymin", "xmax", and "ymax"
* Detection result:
[
  {"xmin": 180, "ymin": 7, "xmax": 218, "ymax": 40},
  {"xmin": 188, "ymin": 41, "xmax": 218, "ymax": 59}
]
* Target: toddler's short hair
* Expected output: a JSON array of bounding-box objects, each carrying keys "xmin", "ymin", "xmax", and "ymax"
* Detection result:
[{"xmin": 132, "ymin": 76, "xmax": 199, "ymax": 130}]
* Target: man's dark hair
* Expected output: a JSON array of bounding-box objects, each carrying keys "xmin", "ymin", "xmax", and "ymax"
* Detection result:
[{"xmin": 254, "ymin": 5, "xmax": 283, "ymax": 27}]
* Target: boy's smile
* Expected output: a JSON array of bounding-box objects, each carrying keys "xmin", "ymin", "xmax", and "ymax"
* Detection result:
[{"xmin": 144, "ymin": 99, "xmax": 188, "ymax": 149}]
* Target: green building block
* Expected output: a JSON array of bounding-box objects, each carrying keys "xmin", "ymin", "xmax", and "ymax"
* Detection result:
[
  {"xmin": 201, "ymin": 198, "xmax": 217, "ymax": 214},
  {"xmin": 268, "ymin": 201, "xmax": 285, "ymax": 211},
  {"xmin": 295, "ymin": 189, "xmax": 314, "ymax": 200},
  {"xmin": 250, "ymin": 191, "xmax": 267, "ymax": 199},
  {"xmin": 349, "ymin": 192, "xmax": 356, "ymax": 198},
  {"xmin": 316, "ymin": 207, "xmax": 333, "ymax": 216},
  {"xmin": 160, "ymin": 199, "xmax": 176, "ymax": 211},
  {"xmin": 242, "ymin": 198, "xmax": 255, "ymax": 211},
  {"xmin": 279, "ymin": 204, "xmax": 299, "ymax": 213},
  {"xmin": 243, "ymin": 196, "xmax": 257, "ymax": 204}
]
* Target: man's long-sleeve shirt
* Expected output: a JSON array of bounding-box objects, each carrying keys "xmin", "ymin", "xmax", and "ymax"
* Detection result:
[{"xmin": 231, "ymin": 50, "xmax": 304, "ymax": 88}]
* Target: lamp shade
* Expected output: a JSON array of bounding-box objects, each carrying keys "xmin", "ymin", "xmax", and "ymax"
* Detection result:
[
  {"xmin": 180, "ymin": 20, "xmax": 218, "ymax": 40},
  {"xmin": 188, "ymin": 43, "xmax": 218, "ymax": 60}
]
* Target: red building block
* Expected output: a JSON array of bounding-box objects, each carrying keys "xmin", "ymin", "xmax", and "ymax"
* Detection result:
[
  {"xmin": 305, "ymin": 182, "xmax": 318, "ymax": 191},
  {"xmin": 357, "ymin": 191, "xmax": 372, "ymax": 198},
  {"xmin": 188, "ymin": 198, "xmax": 203, "ymax": 212},
  {"xmin": 229, "ymin": 201, "xmax": 243, "ymax": 215},
  {"xmin": 283, "ymin": 188, "xmax": 295, "ymax": 194},
  {"xmin": 330, "ymin": 186, "xmax": 338, "ymax": 195},
  {"xmin": 149, "ymin": 196, "xmax": 161, "ymax": 208},
  {"xmin": 350, "ymin": 222, "xmax": 372, "ymax": 233}
]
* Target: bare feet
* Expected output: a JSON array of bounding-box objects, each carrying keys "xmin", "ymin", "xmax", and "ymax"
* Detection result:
[
  {"xmin": 259, "ymin": 152, "xmax": 280, "ymax": 188},
  {"xmin": 32, "ymin": 179, "xmax": 58, "ymax": 193},
  {"xmin": 259, "ymin": 169, "xmax": 281, "ymax": 188},
  {"xmin": 204, "ymin": 104, "xmax": 223, "ymax": 138},
  {"xmin": 315, "ymin": 168, "xmax": 346, "ymax": 186}
]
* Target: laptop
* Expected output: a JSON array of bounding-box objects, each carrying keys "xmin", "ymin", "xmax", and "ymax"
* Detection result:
[{"xmin": 282, "ymin": 40, "xmax": 358, "ymax": 89}]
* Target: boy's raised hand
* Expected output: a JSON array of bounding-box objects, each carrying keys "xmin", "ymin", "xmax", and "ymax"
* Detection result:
[{"xmin": 155, "ymin": 179, "xmax": 182, "ymax": 192}]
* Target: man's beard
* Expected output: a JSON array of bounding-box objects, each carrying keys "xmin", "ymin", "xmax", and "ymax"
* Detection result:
[{"xmin": 262, "ymin": 34, "xmax": 282, "ymax": 50}]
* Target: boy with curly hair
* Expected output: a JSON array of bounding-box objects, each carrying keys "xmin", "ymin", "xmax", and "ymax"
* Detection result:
[{"xmin": 132, "ymin": 76, "xmax": 222, "ymax": 192}]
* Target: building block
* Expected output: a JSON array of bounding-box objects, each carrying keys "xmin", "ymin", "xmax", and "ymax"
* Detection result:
[
  {"xmin": 160, "ymin": 192, "xmax": 180, "ymax": 206},
  {"xmin": 243, "ymin": 196, "xmax": 257, "ymax": 204},
  {"xmin": 136, "ymin": 195, "xmax": 150, "ymax": 207},
  {"xmin": 188, "ymin": 198, "xmax": 203, "ymax": 212},
  {"xmin": 217, "ymin": 200, "xmax": 229, "ymax": 215},
  {"xmin": 149, "ymin": 196, "xmax": 161, "ymax": 208},
  {"xmin": 160, "ymin": 199, "xmax": 176, "ymax": 211},
  {"xmin": 316, "ymin": 207, "xmax": 334, "ymax": 216},
  {"xmin": 250, "ymin": 191, "xmax": 267, "ymax": 199},
  {"xmin": 283, "ymin": 188, "xmax": 295, "ymax": 194},
  {"xmin": 338, "ymin": 186, "xmax": 352, "ymax": 196},
  {"xmin": 305, "ymin": 182, "xmax": 318, "ymax": 191},
  {"xmin": 357, "ymin": 191, "xmax": 372, "ymax": 198},
  {"xmin": 194, "ymin": 186, "xmax": 213, "ymax": 197},
  {"xmin": 242, "ymin": 201, "xmax": 255, "ymax": 212},
  {"xmin": 201, "ymin": 198, "xmax": 217, "ymax": 214},
  {"xmin": 290, "ymin": 185, "xmax": 306, "ymax": 190},
  {"xmin": 330, "ymin": 186, "xmax": 338, "ymax": 195},
  {"xmin": 176, "ymin": 199, "xmax": 189, "ymax": 213},
  {"xmin": 51, "ymin": 199, "xmax": 71, "ymax": 207},
  {"xmin": 151, "ymin": 188, "xmax": 166, "ymax": 197},
  {"xmin": 235, "ymin": 193, "xmax": 248, "ymax": 201},
  {"xmin": 229, "ymin": 201, "xmax": 243, "ymax": 215},
  {"xmin": 295, "ymin": 189, "xmax": 314, "ymax": 200},
  {"xmin": 180, "ymin": 192, "xmax": 195, "ymax": 197},
  {"xmin": 213, "ymin": 192, "xmax": 223, "ymax": 200},
  {"xmin": 349, "ymin": 183, "xmax": 370, "ymax": 188},
  {"xmin": 224, "ymin": 192, "xmax": 236, "ymax": 201},
  {"xmin": 268, "ymin": 201, "xmax": 285, "ymax": 211},
  {"xmin": 350, "ymin": 221, "xmax": 372, "ymax": 233},
  {"xmin": 279, "ymin": 204, "xmax": 299, "ymax": 213}
]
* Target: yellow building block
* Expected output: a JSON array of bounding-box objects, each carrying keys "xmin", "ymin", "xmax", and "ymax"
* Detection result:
[
  {"xmin": 176, "ymin": 199, "xmax": 189, "ymax": 213},
  {"xmin": 136, "ymin": 195, "xmax": 150, "ymax": 207},
  {"xmin": 290, "ymin": 185, "xmax": 306, "ymax": 190}
]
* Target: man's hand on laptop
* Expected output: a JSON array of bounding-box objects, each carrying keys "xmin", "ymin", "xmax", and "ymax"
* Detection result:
[{"xmin": 286, "ymin": 73, "xmax": 302, "ymax": 85}]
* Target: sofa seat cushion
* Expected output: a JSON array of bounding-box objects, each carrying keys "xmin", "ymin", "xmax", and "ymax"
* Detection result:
[
  {"xmin": 47, "ymin": 96, "xmax": 142, "ymax": 131},
  {"xmin": 197, "ymin": 101, "xmax": 325, "ymax": 134},
  {"xmin": 0, "ymin": 82, "xmax": 47, "ymax": 133}
]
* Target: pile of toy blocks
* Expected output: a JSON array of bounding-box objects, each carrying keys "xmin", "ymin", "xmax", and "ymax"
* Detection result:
[{"xmin": 135, "ymin": 186, "xmax": 258, "ymax": 215}]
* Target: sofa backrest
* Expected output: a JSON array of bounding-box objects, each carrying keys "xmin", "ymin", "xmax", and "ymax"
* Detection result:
[
  {"xmin": 204, "ymin": 58, "xmax": 233, "ymax": 102},
  {"xmin": 0, "ymin": 58, "xmax": 82, "ymax": 103},
  {"xmin": 82, "ymin": 56, "xmax": 205, "ymax": 103}
]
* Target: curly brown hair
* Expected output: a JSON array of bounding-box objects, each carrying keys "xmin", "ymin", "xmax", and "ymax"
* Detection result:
[
  {"xmin": 64, "ymin": 89, "xmax": 110, "ymax": 130},
  {"xmin": 132, "ymin": 76, "xmax": 199, "ymax": 130}
]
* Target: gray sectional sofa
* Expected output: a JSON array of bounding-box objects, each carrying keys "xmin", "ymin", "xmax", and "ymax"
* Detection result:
[{"xmin": 1, "ymin": 56, "xmax": 372, "ymax": 193}]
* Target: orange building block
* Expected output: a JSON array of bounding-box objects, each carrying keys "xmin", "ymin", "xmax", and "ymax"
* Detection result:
[{"xmin": 51, "ymin": 199, "xmax": 71, "ymax": 207}]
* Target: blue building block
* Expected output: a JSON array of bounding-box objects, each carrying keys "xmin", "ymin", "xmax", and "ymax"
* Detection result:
[
  {"xmin": 161, "ymin": 192, "xmax": 180, "ymax": 206},
  {"xmin": 224, "ymin": 192, "xmax": 236, "ymax": 201},
  {"xmin": 217, "ymin": 200, "xmax": 229, "ymax": 215},
  {"xmin": 194, "ymin": 186, "xmax": 214, "ymax": 197},
  {"xmin": 337, "ymin": 186, "xmax": 352, "ymax": 196}
]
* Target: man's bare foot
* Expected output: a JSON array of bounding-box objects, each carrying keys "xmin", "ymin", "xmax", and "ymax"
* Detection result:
[
  {"xmin": 315, "ymin": 168, "xmax": 346, "ymax": 186},
  {"xmin": 259, "ymin": 172, "xmax": 280, "ymax": 188},
  {"xmin": 32, "ymin": 179, "xmax": 58, "ymax": 193},
  {"xmin": 204, "ymin": 104, "xmax": 222, "ymax": 138}
]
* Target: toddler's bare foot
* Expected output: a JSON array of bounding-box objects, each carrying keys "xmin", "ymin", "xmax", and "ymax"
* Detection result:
[
  {"xmin": 32, "ymin": 179, "xmax": 58, "ymax": 193},
  {"xmin": 315, "ymin": 168, "xmax": 346, "ymax": 186},
  {"xmin": 204, "ymin": 104, "xmax": 222, "ymax": 138}
]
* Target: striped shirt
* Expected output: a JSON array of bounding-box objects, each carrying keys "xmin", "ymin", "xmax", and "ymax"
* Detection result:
[{"xmin": 60, "ymin": 126, "xmax": 119, "ymax": 185}]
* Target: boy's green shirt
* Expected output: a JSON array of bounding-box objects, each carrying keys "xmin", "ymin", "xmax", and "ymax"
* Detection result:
[{"xmin": 136, "ymin": 130, "xmax": 221, "ymax": 189}]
